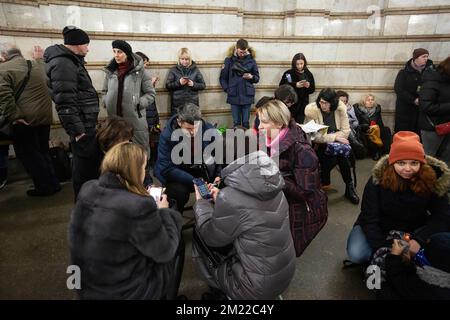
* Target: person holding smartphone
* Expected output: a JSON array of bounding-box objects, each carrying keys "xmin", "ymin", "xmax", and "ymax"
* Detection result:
[
  {"xmin": 192, "ymin": 150, "xmax": 296, "ymax": 300},
  {"xmin": 70, "ymin": 142, "xmax": 185, "ymax": 300},
  {"xmin": 166, "ymin": 48, "xmax": 206, "ymax": 115},
  {"xmin": 279, "ymin": 53, "xmax": 315, "ymax": 124}
]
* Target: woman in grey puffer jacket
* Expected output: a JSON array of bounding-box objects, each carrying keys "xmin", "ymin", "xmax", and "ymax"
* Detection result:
[
  {"xmin": 192, "ymin": 151, "xmax": 296, "ymax": 300},
  {"xmin": 103, "ymin": 40, "xmax": 156, "ymax": 157},
  {"xmin": 166, "ymin": 48, "xmax": 206, "ymax": 115}
]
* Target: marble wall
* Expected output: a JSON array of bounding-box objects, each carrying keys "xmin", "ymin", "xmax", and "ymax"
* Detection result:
[{"xmin": 1, "ymin": 0, "xmax": 449, "ymax": 135}]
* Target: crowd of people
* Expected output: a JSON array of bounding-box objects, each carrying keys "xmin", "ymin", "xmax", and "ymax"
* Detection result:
[{"xmin": 1, "ymin": 25, "xmax": 449, "ymax": 300}]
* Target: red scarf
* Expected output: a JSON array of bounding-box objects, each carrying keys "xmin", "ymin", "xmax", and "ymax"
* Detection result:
[{"xmin": 116, "ymin": 60, "xmax": 132, "ymax": 116}]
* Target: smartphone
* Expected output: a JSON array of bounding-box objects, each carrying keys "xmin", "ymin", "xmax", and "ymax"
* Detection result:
[
  {"xmin": 285, "ymin": 73, "xmax": 292, "ymax": 83},
  {"xmin": 193, "ymin": 178, "xmax": 212, "ymax": 199},
  {"xmin": 148, "ymin": 186, "xmax": 164, "ymax": 202}
]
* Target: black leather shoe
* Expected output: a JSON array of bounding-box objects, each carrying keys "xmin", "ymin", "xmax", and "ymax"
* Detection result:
[{"xmin": 345, "ymin": 182, "xmax": 360, "ymax": 205}]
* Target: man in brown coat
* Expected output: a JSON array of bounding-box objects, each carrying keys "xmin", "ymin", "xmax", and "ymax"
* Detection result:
[{"xmin": 0, "ymin": 43, "xmax": 60, "ymax": 196}]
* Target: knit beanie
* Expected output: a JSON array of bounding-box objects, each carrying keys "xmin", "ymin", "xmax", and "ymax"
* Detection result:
[
  {"xmin": 112, "ymin": 40, "xmax": 133, "ymax": 59},
  {"xmin": 424, "ymin": 233, "xmax": 450, "ymax": 273},
  {"xmin": 63, "ymin": 26, "xmax": 90, "ymax": 45},
  {"xmin": 388, "ymin": 131, "xmax": 426, "ymax": 165},
  {"xmin": 413, "ymin": 48, "xmax": 429, "ymax": 61}
]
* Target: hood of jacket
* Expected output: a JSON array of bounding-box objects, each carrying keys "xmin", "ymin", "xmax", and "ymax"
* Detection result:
[
  {"xmin": 372, "ymin": 154, "xmax": 450, "ymax": 197},
  {"xmin": 104, "ymin": 53, "xmax": 144, "ymax": 75},
  {"xmin": 44, "ymin": 44, "xmax": 84, "ymax": 65},
  {"xmin": 221, "ymin": 151, "xmax": 285, "ymax": 201},
  {"xmin": 227, "ymin": 44, "xmax": 256, "ymax": 59}
]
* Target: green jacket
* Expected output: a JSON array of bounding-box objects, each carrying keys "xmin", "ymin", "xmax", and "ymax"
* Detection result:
[{"xmin": 0, "ymin": 55, "xmax": 52, "ymax": 126}]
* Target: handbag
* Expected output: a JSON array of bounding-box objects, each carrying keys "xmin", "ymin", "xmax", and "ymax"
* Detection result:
[
  {"xmin": 436, "ymin": 122, "xmax": 450, "ymax": 136},
  {"xmin": 324, "ymin": 142, "xmax": 352, "ymax": 157},
  {"xmin": 366, "ymin": 124, "xmax": 383, "ymax": 147},
  {"xmin": 426, "ymin": 115, "xmax": 450, "ymax": 136},
  {"xmin": 231, "ymin": 62, "xmax": 249, "ymax": 76}
]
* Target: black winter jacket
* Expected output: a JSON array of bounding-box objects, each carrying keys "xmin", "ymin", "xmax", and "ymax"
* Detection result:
[
  {"xmin": 69, "ymin": 172, "xmax": 182, "ymax": 299},
  {"xmin": 44, "ymin": 45, "xmax": 99, "ymax": 138},
  {"xmin": 165, "ymin": 61, "xmax": 205, "ymax": 113},
  {"xmin": 279, "ymin": 68, "xmax": 315, "ymax": 124},
  {"xmin": 382, "ymin": 254, "xmax": 450, "ymax": 300},
  {"xmin": 394, "ymin": 59, "xmax": 434, "ymax": 134},
  {"xmin": 418, "ymin": 68, "xmax": 450, "ymax": 131},
  {"xmin": 355, "ymin": 155, "xmax": 450, "ymax": 250}
]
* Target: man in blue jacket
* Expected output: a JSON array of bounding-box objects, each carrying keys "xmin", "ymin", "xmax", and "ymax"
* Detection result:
[
  {"xmin": 220, "ymin": 39, "xmax": 259, "ymax": 129},
  {"xmin": 155, "ymin": 103, "xmax": 221, "ymax": 212}
]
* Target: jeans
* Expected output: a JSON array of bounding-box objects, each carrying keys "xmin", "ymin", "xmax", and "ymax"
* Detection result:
[
  {"xmin": 346, "ymin": 225, "xmax": 373, "ymax": 264},
  {"xmin": 231, "ymin": 104, "xmax": 251, "ymax": 129},
  {"xmin": 421, "ymin": 130, "xmax": 450, "ymax": 166}
]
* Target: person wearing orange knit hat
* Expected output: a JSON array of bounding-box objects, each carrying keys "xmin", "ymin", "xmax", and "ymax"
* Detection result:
[{"xmin": 346, "ymin": 131, "xmax": 450, "ymax": 266}]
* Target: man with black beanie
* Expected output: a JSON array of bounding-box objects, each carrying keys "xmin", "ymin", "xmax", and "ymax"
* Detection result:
[{"xmin": 44, "ymin": 26, "xmax": 99, "ymax": 199}]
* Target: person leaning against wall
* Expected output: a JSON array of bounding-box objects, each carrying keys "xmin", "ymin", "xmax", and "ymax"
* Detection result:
[
  {"xmin": 394, "ymin": 48, "xmax": 434, "ymax": 135},
  {"xmin": 166, "ymin": 48, "xmax": 206, "ymax": 116},
  {"xmin": 220, "ymin": 38, "xmax": 259, "ymax": 129},
  {"xmin": 44, "ymin": 26, "xmax": 99, "ymax": 199},
  {"xmin": 419, "ymin": 55, "xmax": 450, "ymax": 166},
  {"xmin": 279, "ymin": 52, "xmax": 315, "ymax": 124}
]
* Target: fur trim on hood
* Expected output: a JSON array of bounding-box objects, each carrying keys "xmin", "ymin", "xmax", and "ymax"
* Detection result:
[
  {"xmin": 226, "ymin": 44, "xmax": 256, "ymax": 59},
  {"xmin": 417, "ymin": 265, "xmax": 450, "ymax": 289},
  {"xmin": 372, "ymin": 155, "xmax": 450, "ymax": 197}
]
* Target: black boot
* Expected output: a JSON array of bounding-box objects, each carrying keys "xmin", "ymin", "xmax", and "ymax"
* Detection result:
[{"xmin": 345, "ymin": 182, "xmax": 360, "ymax": 205}]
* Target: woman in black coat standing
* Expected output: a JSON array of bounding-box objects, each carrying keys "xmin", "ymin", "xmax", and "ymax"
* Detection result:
[
  {"xmin": 166, "ymin": 48, "xmax": 206, "ymax": 115},
  {"xmin": 69, "ymin": 142, "xmax": 184, "ymax": 299},
  {"xmin": 279, "ymin": 53, "xmax": 315, "ymax": 124}
]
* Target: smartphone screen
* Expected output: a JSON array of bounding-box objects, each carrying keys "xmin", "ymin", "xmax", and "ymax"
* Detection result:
[{"xmin": 148, "ymin": 187, "xmax": 162, "ymax": 202}]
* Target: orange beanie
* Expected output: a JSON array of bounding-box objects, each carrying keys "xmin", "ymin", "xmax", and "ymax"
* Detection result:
[{"xmin": 389, "ymin": 131, "xmax": 426, "ymax": 165}]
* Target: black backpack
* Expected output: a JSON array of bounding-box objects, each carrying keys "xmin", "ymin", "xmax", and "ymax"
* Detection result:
[{"xmin": 49, "ymin": 146, "xmax": 72, "ymax": 182}]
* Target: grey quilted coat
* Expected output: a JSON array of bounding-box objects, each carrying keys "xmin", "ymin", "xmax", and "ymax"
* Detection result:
[
  {"xmin": 192, "ymin": 151, "xmax": 296, "ymax": 300},
  {"xmin": 103, "ymin": 54, "xmax": 155, "ymax": 156}
]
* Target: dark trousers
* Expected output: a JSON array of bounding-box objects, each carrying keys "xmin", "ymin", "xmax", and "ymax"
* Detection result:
[
  {"xmin": 165, "ymin": 181, "xmax": 194, "ymax": 212},
  {"xmin": 12, "ymin": 124, "xmax": 60, "ymax": 192},
  {"xmin": 163, "ymin": 237, "xmax": 185, "ymax": 300},
  {"xmin": 0, "ymin": 142, "xmax": 8, "ymax": 181},
  {"xmin": 71, "ymin": 134, "xmax": 101, "ymax": 200},
  {"xmin": 316, "ymin": 144, "xmax": 352, "ymax": 185}
]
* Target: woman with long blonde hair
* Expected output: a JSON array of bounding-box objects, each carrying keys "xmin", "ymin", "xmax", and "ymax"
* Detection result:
[{"xmin": 70, "ymin": 142, "xmax": 184, "ymax": 300}]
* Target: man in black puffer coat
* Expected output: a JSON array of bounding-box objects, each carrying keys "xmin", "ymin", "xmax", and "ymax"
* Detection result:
[{"xmin": 44, "ymin": 26, "xmax": 99, "ymax": 199}]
